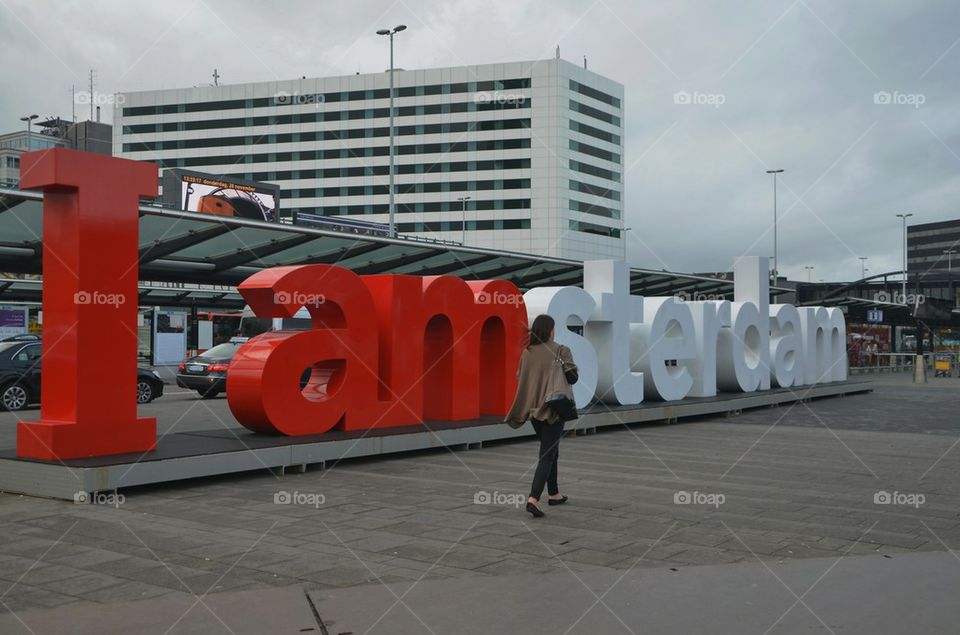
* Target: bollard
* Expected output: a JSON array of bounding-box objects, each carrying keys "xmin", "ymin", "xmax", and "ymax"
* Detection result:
[{"xmin": 913, "ymin": 354, "xmax": 927, "ymax": 383}]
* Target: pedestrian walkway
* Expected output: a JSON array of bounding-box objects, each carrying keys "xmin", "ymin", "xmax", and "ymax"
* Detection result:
[{"xmin": 0, "ymin": 377, "xmax": 958, "ymax": 633}]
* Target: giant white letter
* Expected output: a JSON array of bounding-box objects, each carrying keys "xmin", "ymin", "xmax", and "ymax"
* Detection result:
[
  {"xmin": 583, "ymin": 260, "xmax": 644, "ymax": 405},
  {"xmin": 683, "ymin": 300, "xmax": 731, "ymax": 398},
  {"xmin": 717, "ymin": 257, "xmax": 770, "ymax": 392},
  {"xmin": 631, "ymin": 297, "xmax": 696, "ymax": 401},
  {"xmin": 769, "ymin": 303, "xmax": 803, "ymax": 387}
]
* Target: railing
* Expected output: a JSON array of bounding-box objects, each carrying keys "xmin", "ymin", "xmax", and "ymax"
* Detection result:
[
  {"xmin": 294, "ymin": 212, "xmax": 466, "ymax": 247},
  {"xmin": 849, "ymin": 351, "xmax": 959, "ymax": 375},
  {"xmin": 849, "ymin": 353, "xmax": 915, "ymax": 374}
]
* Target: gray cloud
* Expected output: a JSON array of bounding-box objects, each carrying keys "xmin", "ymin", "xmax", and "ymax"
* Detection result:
[{"xmin": 2, "ymin": 0, "xmax": 958, "ymax": 281}]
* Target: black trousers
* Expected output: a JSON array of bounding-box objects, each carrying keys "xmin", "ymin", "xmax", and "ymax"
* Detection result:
[{"xmin": 529, "ymin": 418, "xmax": 564, "ymax": 500}]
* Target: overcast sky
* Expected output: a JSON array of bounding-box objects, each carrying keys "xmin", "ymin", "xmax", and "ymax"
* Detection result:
[{"xmin": 2, "ymin": 0, "xmax": 959, "ymax": 282}]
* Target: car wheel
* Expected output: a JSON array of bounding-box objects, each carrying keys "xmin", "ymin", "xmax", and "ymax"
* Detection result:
[
  {"xmin": 137, "ymin": 380, "xmax": 154, "ymax": 404},
  {"xmin": 1, "ymin": 382, "xmax": 30, "ymax": 411},
  {"xmin": 199, "ymin": 390, "xmax": 220, "ymax": 399}
]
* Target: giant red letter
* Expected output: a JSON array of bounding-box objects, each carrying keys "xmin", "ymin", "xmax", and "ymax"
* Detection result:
[{"xmin": 16, "ymin": 149, "xmax": 158, "ymax": 460}]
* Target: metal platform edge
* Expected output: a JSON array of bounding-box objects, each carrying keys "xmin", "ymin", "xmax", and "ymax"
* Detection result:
[{"xmin": 0, "ymin": 381, "xmax": 873, "ymax": 500}]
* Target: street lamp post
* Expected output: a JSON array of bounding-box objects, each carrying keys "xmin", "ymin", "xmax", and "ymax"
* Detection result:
[
  {"xmin": 457, "ymin": 196, "xmax": 471, "ymax": 245},
  {"xmin": 896, "ymin": 213, "xmax": 913, "ymax": 303},
  {"xmin": 766, "ymin": 169, "xmax": 784, "ymax": 283},
  {"xmin": 859, "ymin": 256, "xmax": 868, "ymax": 280},
  {"xmin": 19, "ymin": 114, "xmax": 38, "ymax": 151},
  {"xmin": 377, "ymin": 24, "xmax": 407, "ymax": 238},
  {"xmin": 804, "ymin": 265, "xmax": 814, "ymax": 282},
  {"xmin": 944, "ymin": 249, "xmax": 957, "ymax": 273},
  {"xmin": 621, "ymin": 225, "xmax": 632, "ymax": 261}
]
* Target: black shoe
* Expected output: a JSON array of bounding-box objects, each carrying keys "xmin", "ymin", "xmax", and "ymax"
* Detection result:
[
  {"xmin": 526, "ymin": 502, "xmax": 545, "ymax": 518},
  {"xmin": 547, "ymin": 495, "xmax": 568, "ymax": 506}
]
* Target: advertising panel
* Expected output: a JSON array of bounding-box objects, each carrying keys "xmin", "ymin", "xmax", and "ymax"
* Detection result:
[
  {"xmin": 162, "ymin": 169, "xmax": 279, "ymax": 222},
  {"xmin": 0, "ymin": 305, "xmax": 28, "ymax": 339}
]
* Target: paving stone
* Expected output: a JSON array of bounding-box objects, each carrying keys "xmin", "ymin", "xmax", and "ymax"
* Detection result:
[
  {"xmin": 74, "ymin": 579, "xmax": 177, "ymax": 603},
  {"xmin": 35, "ymin": 571, "xmax": 128, "ymax": 595},
  {"xmin": 3, "ymin": 379, "xmax": 960, "ymax": 615},
  {"xmin": 558, "ymin": 548, "xmax": 633, "ymax": 568},
  {"xmin": 0, "ymin": 584, "xmax": 82, "ymax": 612}
]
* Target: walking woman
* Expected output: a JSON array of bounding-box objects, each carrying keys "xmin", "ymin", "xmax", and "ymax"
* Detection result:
[{"xmin": 505, "ymin": 314, "xmax": 578, "ymax": 518}]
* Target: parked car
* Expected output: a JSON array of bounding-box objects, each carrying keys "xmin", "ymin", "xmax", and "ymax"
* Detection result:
[
  {"xmin": 0, "ymin": 340, "xmax": 164, "ymax": 411},
  {"xmin": 176, "ymin": 337, "xmax": 315, "ymax": 399},
  {"xmin": 176, "ymin": 341, "xmax": 240, "ymax": 398}
]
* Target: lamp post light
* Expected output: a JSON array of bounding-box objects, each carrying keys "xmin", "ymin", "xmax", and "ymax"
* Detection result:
[
  {"xmin": 621, "ymin": 225, "xmax": 632, "ymax": 261},
  {"xmin": 19, "ymin": 114, "xmax": 38, "ymax": 150},
  {"xmin": 804, "ymin": 265, "xmax": 814, "ymax": 282},
  {"xmin": 896, "ymin": 212, "xmax": 913, "ymax": 304},
  {"xmin": 944, "ymin": 249, "xmax": 957, "ymax": 273},
  {"xmin": 766, "ymin": 169, "xmax": 784, "ymax": 282},
  {"xmin": 457, "ymin": 196, "xmax": 471, "ymax": 245},
  {"xmin": 377, "ymin": 24, "xmax": 406, "ymax": 238},
  {"xmin": 859, "ymin": 256, "xmax": 868, "ymax": 280}
]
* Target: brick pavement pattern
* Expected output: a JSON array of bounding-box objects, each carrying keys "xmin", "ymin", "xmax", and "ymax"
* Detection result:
[{"xmin": 0, "ymin": 374, "xmax": 957, "ymax": 624}]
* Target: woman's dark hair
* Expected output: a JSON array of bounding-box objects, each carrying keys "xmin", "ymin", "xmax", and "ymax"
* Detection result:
[{"xmin": 528, "ymin": 314, "xmax": 555, "ymax": 347}]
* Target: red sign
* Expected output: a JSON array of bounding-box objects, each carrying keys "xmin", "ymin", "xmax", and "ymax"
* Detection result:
[
  {"xmin": 17, "ymin": 149, "xmax": 158, "ymax": 460},
  {"xmin": 17, "ymin": 149, "xmax": 527, "ymax": 459},
  {"xmin": 226, "ymin": 265, "xmax": 527, "ymax": 434}
]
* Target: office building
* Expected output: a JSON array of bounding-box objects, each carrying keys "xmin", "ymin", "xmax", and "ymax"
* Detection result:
[{"xmin": 114, "ymin": 58, "xmax": 625, "ymax": 260}]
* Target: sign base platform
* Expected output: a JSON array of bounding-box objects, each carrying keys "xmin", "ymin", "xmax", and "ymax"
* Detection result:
[{"xmin": 0, "ymin": 381, "xmax": 872, "ymax": 500}]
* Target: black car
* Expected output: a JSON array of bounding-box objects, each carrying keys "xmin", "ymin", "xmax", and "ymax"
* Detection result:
[
  {"xmin": 0, "ymin": 340, "xmax": 164, "ymax": 411},
  {"xmin": 176, "ymin": 339, "xmax": 314, "ymax": 399},
  {"xmin": 176, "ymin": 341, "xmax": 239, "ymax": 398}
]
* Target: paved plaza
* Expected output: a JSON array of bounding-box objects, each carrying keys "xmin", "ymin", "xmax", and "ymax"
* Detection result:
[{"xmin": 0, "ymin": 373, "xmax": 958, "ymax": 633}]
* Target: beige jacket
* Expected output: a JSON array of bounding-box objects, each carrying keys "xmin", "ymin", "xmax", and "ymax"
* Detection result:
[{"xmin": 504, "ymin": 341, "xmax": 577, "ymax": 427}]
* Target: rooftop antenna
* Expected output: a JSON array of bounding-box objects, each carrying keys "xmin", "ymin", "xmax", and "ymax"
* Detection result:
[
  {"xmin": 69, "ymin": 85, "xmax": 76, "ymax": 123},
  {"xmin": 212, "ymin": 68, "xmax": 220, "ymax": 86},
  {"xmin": 88, "ymin": 69, "xmax": 96, "ymax": 121},
  {"xmin": 555, "ymin": 45, "xmax": 560, "ymax": 59},
  {"xmin": 583, "ymin": 55, "xmax": 587, "ymax": 69}
]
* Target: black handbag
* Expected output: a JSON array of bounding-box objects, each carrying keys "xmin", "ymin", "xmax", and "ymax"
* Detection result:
[
  {"xmin": 546, "ymin": 393, "xmax": 578, "ymax": 422},
  {"xmin": 545, "ymin": 346, "xmax": 578, "ymax": 422}
]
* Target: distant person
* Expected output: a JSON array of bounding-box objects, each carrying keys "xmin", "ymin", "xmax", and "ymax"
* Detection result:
[{"xmin": 505, "ymin": 314, "xmax": 578, "ymax": 518}]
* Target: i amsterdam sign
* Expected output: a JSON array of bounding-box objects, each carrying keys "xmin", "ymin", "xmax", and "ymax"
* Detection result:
[{"xmin": 16, "ymin": 149, "xmax": 847, "ymax": 460}]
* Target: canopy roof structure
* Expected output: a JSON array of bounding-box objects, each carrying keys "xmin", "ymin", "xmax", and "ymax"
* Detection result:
[{"xmin": 0, "ymin": 189, "xmax": 789, "ymax": 309}]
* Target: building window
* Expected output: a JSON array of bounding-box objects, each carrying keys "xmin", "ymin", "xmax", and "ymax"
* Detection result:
[
  {"xmin": 569, "ymin": 219, "xmax": 620, "ymax": 238},
  {"xmin": 569, "ymin": 80, "xmax": 621, "ymax": 108},
  {"xmin": 569, "ymin": 180, "xmax": 621, "ymax": 201},
  {"xmin": 569, "ymin": 100, "xmax": 620, "ymax": 127},
  {"xmin": 569, "ymin": 160, "xmax": 620, "ymax": 182},
  {"xmin": 569, "ymin": 199, "xmax": 620, "ymax": 220}
]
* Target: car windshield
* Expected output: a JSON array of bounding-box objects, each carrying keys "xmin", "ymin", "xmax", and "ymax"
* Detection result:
[{"xmin": 201, "ymin": 343, "xmax": 238, "ymax": 360}]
